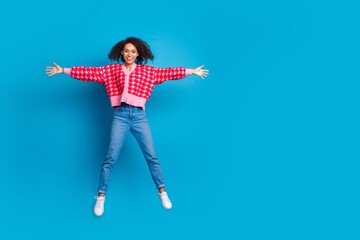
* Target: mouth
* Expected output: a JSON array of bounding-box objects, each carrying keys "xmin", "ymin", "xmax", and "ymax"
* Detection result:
[{"xmin": 126, "ymin": 57, "xmax": 134, "ymax": 61}]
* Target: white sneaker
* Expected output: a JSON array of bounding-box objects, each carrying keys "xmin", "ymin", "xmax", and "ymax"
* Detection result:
[
  {"xmin": 158, "ymin": 192, "xmax": 172, "ymax": 209},
  {"xmin": 94, "ymin": 196, "xmax": 105, "ymax": 216}
]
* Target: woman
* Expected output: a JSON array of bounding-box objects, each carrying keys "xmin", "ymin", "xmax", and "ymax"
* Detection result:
[{"xmin": 45, "ymin": 37, "xmax": 209, "ymax": 216}]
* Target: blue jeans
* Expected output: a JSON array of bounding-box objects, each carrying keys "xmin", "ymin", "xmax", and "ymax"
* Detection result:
[{"xmin": 97, "ymin": 103, "xmax": 165, "ymax": 194}]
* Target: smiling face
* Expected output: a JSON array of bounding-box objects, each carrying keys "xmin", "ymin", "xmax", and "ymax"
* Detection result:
[{"xmin": 121, "ymin": 43, "xmax": 139, "ymax": 65}]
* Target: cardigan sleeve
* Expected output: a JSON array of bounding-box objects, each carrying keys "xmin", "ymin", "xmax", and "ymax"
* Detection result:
[
  {"xmin": 64, "ymin": 66, "xmax": 106, "ymax": 85},
  {"xmin": 152, "ymin": 67, "xmax": 192, "ymax": 85}
]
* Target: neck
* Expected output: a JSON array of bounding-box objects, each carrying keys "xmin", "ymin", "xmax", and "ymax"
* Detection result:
[{"xmin": 125, "ymin": 62, "xmax": 134, "ymax": 71}]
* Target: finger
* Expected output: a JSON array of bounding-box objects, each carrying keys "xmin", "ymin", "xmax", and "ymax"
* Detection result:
[
  {"xmin": 199, "ymin": 65, "xmax": 204, "ymax": 68},
  {"xmin": 203, "ymin": 69, "xmax": 209, "ymax": 72},
  {"xmin": 53, "ymin": 62, "xmax": 58, "ymax": 66},
  {"xmin": 201, "ymin": 75, "xmax": 204, "ymax": 79},
  {"xmin": 45, "ymin": 69, "xmax": 52, "ymax": 72},
  {"xmin": 46, "ymin": 66, "xmax": 53, "ymax": 68}
]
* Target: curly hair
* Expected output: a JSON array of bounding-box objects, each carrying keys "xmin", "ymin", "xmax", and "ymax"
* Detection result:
[{"xmin": 108, "ymin": 37, "xmax": 154, "ymax": 65}]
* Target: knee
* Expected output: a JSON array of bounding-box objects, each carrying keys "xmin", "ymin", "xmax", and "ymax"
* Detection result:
[
  {"xmin": 146, "ymin": 156, "xmax": 159, "ymax": 165},
  {"xmin": 104, "ymin": 149, "xmax": 119, "ymax": 163},
  {"xmin": 102, "ymin": 158, "xmax": 116, "ymax": 170}
]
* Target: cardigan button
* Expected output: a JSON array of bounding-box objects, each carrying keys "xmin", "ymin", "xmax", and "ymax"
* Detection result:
[{"xmin": 124, "ymin": 97, "xmax": 127, "ymax": 101}]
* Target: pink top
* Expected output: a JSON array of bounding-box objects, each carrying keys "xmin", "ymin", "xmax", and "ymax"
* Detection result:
[{"xmin": 64, "ymin": 63, "xmax": 192, "ymax": 110}]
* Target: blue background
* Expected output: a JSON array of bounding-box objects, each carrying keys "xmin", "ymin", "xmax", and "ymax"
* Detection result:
[{"xmin": 0, "ymin": 0, "xmax": 359, "ymax": 239}]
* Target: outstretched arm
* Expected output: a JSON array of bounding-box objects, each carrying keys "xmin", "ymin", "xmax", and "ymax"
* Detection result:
[
  {"xmin": 152, "ymin": 65, "xmax": 209, "ymax": 85},
  {"xmin": 45, "ymin": 62, "xmax": 105, "ymax": 84},
  {"xmin": 153, "ymin": 66, "xmax": 191, "ymax": 85}
]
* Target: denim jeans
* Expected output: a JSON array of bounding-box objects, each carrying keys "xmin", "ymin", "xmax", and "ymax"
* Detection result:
[{"xmin": 97, "ymin": 103, "xmax": 165, "ymax": 194}]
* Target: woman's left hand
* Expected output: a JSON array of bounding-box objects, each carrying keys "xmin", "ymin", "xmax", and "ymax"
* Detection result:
[{"xmin": 192, "ymin": 65, "xmax": 209, "ymax": 79}]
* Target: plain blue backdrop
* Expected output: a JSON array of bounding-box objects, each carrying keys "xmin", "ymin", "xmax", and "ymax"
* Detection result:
[{"xmin": 0, "ymin": 0, "xmax": 359, "ymax": 239}]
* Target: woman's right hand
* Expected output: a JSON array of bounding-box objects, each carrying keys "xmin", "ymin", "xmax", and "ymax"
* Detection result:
[{"xmin": 45, "ymin": 62, "xmax": 64, "ymax": 76}]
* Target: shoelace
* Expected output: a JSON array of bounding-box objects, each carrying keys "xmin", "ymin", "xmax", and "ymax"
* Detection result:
[{"xmin": 94, "ymin": 196, "xmax": 105, "ymax": 208}]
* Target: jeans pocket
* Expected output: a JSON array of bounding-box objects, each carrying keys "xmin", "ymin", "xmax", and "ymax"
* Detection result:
[
  {"xmin": 114, "ymin": 105, "xmax": 124, "ymax": 111},
  {"xmin": 133, "ymin": 107, "xmax": 145, "ymax": 116}
]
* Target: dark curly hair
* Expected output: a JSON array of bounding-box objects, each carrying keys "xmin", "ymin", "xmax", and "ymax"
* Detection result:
[{"xmin": 108, "ymin": 37, "xmax": 154, "ymax": 65}]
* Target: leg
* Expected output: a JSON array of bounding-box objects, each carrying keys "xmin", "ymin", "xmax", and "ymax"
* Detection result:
[
  {"xmin": 130, "ymin": 108, "xmax": 165, "ymax": 189},
  {"xmin": 97, "ymin": 107, "xmax": 130, "ymax": 194}
]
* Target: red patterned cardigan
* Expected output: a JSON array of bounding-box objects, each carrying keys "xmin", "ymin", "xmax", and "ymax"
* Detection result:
[{"xmin": 64, "ymin": 63, "xmax": 193, "ymax": 109}]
